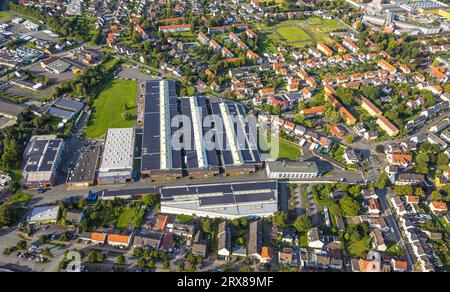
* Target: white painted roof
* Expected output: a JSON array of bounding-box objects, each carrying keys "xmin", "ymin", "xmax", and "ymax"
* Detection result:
[{"xmin": 99, "ymin": 128, "xmax": 134, "ymax": 172}]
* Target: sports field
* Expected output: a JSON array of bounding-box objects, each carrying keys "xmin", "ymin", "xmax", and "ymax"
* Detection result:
[
  {"xmin": 262, "ymin": 17, "xmax": 345, "ymax": 49},
  {"xmin": 86, "ymin": 79, "xmax": 137, "ymax": 138}
]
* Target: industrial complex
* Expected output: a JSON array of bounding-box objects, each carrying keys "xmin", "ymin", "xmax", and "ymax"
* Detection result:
[
  {"xmin": 22, "ymin": 135, "xmax": 65, "ymax": 189},
  {"xmin": 159, "ymin": 181, "xmax": 278, "ymax": 219}
]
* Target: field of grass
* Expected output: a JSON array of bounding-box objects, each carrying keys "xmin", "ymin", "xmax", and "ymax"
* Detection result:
[
  {"xmin": 277, "ymin": 26, "xmax": 311, "ymax": 42},
  {"xmin": 261, "ymin": 17, "xmax": 345, "ymax": 49},
  {"xmin": 116, "ymin": 208, "xmax": 136, "ymax": 229},
  {"xmin": 0, "ymin": 11, "xmax": 11, "ymax": 21},
  {"xmin": 8, "ymin": 191, "xmax": 33, "ymax": 205},
  {"xmin": 86, "ymin": 79, "xmax": 137, "ymax": 138},
  {"xmin": 259, "ymin": 133, "xmax": 302, "ymax": 160},
  {"xmin": 348, "ymin": 236, "xmax": 371, "ymax": 258},
  {"xmin": 329, "ymin": 144, "xmax": 347, "ymax": 164}
]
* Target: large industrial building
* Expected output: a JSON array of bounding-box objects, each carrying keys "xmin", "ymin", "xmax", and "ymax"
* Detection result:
[
  {"xmin": 22, "ymin": 135, "xmax": 65, "ymax": 189},
  {"xmin": 209, "ymin": 100, "xmax": 262, "ymax": 175},
  {"xmin": 139, "ymin": 79, "xmax": 262, "ymax": 181},
  {"xmin": 97, "ymin": 128, "xmax": 135, "ymax": 185},
  {"xmin": 180, "ymin": 96, "xmax": 220, "ymax": 178},
  {"xmin": 266, "ymin": 161, "xmax": 320, "ymax": 179},
  {"xmin": 140, "ymin": 79, "xmax": 183, "ymax": 180},
  {"xmin": 160, "ymin": 181, "xmax": 278, "ymax": 219}
]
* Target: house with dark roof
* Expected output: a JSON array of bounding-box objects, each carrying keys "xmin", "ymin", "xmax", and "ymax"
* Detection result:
[
  {"xmin": 192, "ymin": 230, "xmax": 210, "ymax": 257},
  {"xmin": 247, "ymin": 220, "xmax": 262, "ymax": 260},
  {"xmin": 217, "ymin": 221, "xmax": 232, "ymax": 257}
]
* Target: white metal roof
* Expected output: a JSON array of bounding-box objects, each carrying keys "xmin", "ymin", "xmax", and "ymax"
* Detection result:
[{"xmin": 99, "ymin": 128, "xmax": 134, "ymax": 172}]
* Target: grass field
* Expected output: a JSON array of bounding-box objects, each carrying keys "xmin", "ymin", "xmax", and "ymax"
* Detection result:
[
  {"xmin": 261, "ymin": 17, "xmax": 345, "ymax": 49},
  {"xmin": 259, "ymin": 133, "xmax": 302, "ymax": 160},
  {"xmin": 277, "ymin": 26, "xmax": 311, "ymax": 42},
  {"xmin": 0, "ymin": 11, "xmax": 11, "ymax": 21},
  {"xmin": 329, "ymin": 144, "xmax": 347, "ymax": 164},
  {"xmin": 116, "ymin": 208, "xmax": 136, "ymax": 229},
  {"xmin": 348, "ymin": 236, "xmax": 371, "ymax": 258},
  {"xmin": 86, "ymin": 79, "xmax": 137, "ymax": 138},
  {"xmin": 8, "ymin": 191, "xmax": 33, "ymax": 205}
]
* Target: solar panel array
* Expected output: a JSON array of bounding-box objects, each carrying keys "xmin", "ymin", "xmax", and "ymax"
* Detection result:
[
  {"xmin": 141, "ymin": 80, "xmax": 162, "ymax": 172},
  {"xmin": 228, "ymin": 103, "xmax": 261, "ymax": 165},
  {"xmin": 141, "ymin": 80, "xmax": 182, "ymax": 173},
  {"xmin": 209, "ymin": 101, "xmax": 261, "ymax": 167},
  {"xmin": 160, "ymin": 181, "xmax": 277, "ymax": 207},
  {"xmin": 210, "ymin": 101, "xmax": 235, "ymax": 167},
  {"xmin": 141, "ymin": 80, "xmax": 261, "ymax": 177},
  {"xmin": 197, "ymin": 97, "xmax": 219, "ymax": 169},
  {"xmin": 181, "ymin": 97, "xmax": 199, "ymax": 169},
  {"xmin": 24, "ymin": 138, "xmax": 63, "ymax": 173}
]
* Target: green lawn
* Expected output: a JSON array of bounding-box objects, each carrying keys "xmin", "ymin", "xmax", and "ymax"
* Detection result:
[
  {"xmin": 116, "ymin": 208, "xmax": 136, "ymax": 229},
  {"xmin": 277, "ymin": 26, "xmax": 311, "ymax": 42},
  {"xmin": 261, "ymin": 17, "xmax": 345, "ymax": 48},
  {"xmin": 259, "ymin": 133, "xmax": 302, "ymax": 160},
  {"xmin": 329, "ymin": 144, "xmax": 347, "ymax": 164},
  {"xmin": 348, "ymin": 236, "xmax": 371, "ymax": 258},
  {"xmin": 8, "ymin": 191, "xmax": 33, "ymax": 205},
  {"xmin": 86, "ymin": 79, "xmax": 137, "ymax": 138},
  {"xmin": 0, "ymin": 11, "xmax": 11, "ymax": 21}
]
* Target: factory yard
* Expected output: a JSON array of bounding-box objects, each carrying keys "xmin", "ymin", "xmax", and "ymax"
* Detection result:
[{"xmin": 85, "ymin": 79, "xmax": 137, "ymax": 138}]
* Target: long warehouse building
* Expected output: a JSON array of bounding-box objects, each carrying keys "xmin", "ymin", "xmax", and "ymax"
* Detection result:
[
  {"xmin": 180, "ymin": 96, "xmax": 220, "ymax": 178},
  {"xmin": 160, "ymin": 180, "xmax": 278, "ymax": 219},
  {"xmin": 97, "ymin": 128, "xmax": 135, "ymax": 185},
  {"xmin": 141, "ymin": 79, "xmax": 183, "ymax": 180},
  {"xmin": 210, "ymin": 101, "xmax": 262, "ymax": 175},
  {"xmin": 140, "ymin": 79, "xmax": 262, "ymax": 180}
]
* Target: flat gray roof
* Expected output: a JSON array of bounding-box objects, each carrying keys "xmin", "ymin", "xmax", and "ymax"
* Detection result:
[
  {"xmin": 267, "ymin": 161, "xmax": 319, "ymax": 174},
  {"xmin": 0, "ymin": 99, "xmax": 28, "ymax": 117}
]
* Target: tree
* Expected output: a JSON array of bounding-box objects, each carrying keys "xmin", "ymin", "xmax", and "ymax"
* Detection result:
[
  {"xmin": 163, "ymin": 260, "xmax": 170, "ymax": 270},
  {"xmin": 200, "ymin": 218, "xmax": 214, "ymax": 233},
  {"xmin": 0, "ymin": 204, "xmax": 14, "ymax": 227},
  {"xmin": 96, "ymin": 252, "xmax": 105, "ymax": 263},
  {"xmin": 88, "ymin": 251, "xmax": 97, "ymax": 263},
  {"xmin": 344, "ymin": 135, "xmax": 354, "ymax": 144},
  {"xmin": 272, "ymin": 211, "xmax": 288, "ymax": 227},
  {"xmin": 394, "ymin": 185, "xmax": 413, "ymax": 196},
  {"xmin": 115, "ymin": 255, "xmax": 126, "ymax": 265},
  {"xmin": 437, "ymin": 152, "xmax": 449, "ymax": 170},
  {"xmin": 430, "ymin": 191, "xmax": 442, "ymax": 201},
  {"xmin": 16, "ymin": 240, "xmax": 27, "ymax": 250},
  {"xmin": 293, "ymin": 215, "xmax": 312, "ymax": 233},
  {"xmin": 335, "ymin": 87, "xmax": 354, "ymax": 106},
  {"xmin": 374, "ymin": 171, "xmax": 389, "ymax": 189},
  {"xmin": 147, "ymin": 260, "xmax": 155, "ymax": 269},
  {"xmin": 122, "ymin": 111, "xmax": 133, "ymax": 121},
  {"xmin": 143, "ymin": 194, "xmax": 159, "ymax": 207},
  {"xmin": 176, "ymin": 261, "xmax": 185, "ymax": 272},
  {"xmin": 133, "ymin": 246, "xmax": 143, "ymax": 257},
  {"xmin": 137, "ymin": 258, "xmax": 147, "ymax": 269},
  {"xmin": 415, "ymin": 187, "xmax": 426, "ymax": 198},
  {"xmin": 339, "ymin": 197, "xmax": 361, "ymax": 216},
  {"xmin": 348, "ymin": 185, "xmax": 361, "ymax": 198}
]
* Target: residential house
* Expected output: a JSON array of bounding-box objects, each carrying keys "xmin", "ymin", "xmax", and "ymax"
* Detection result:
[
  {"xmin": 387, "ymin": 154, "xmax": 413, "ymax": 168},
  {"xmin": 217, "ymin": 221, "xmax": 232, "ymax": 258},
  {"xmin": 307, "ymin": 227, "xmax": 324, "ymax": 249},
  {"xmin": 370, "ymin": 229, "xmax": 387, "ymax": 251},
  {"xmin": 429, "ymin": 201, "xmax": 448, "ymax": 215},
  {"xmin": 248, "ymin": 220, "xmax": 262, "ymax": 260}
]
